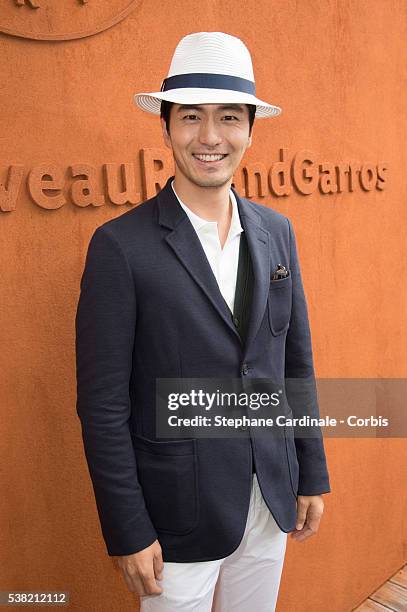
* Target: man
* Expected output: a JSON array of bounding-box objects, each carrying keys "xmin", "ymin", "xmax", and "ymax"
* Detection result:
[{"xmin": 75, "ymin": 32, "xmax": 331, "ymax": 611}]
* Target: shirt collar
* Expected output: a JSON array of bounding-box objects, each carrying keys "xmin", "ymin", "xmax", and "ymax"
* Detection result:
[{"xmin": 171, "ymin": 179, "xmax": 243, "ymax": 239}]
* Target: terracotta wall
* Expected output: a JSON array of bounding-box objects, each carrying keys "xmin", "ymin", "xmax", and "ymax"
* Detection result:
[{"xmin": 1, "ymin": 1, "xmax": 406, "ymax": 610}]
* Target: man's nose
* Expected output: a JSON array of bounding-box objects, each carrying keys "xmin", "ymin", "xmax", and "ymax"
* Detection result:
[{"xmin": 198, "ymin": 119, "xmax": 222, "ymax": 147}]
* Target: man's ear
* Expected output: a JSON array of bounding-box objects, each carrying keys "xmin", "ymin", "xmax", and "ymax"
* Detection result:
[
  {"xmin": 247, "ymin": 134, "xmax": 253, "ymax": 149},
  {"xmin": 161, "ymin": 117, "xmax": 172, "ymax": 149}
]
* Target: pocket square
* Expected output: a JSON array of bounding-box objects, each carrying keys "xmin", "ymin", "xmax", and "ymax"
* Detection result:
[{"xmin": 271, "ymin": 264, "xmax": 290, "ymax": 280}]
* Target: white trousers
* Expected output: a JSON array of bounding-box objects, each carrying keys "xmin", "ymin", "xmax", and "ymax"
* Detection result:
[{"xmin": 140, "ymin": 474, "xmax": 288, "ymax": 612}]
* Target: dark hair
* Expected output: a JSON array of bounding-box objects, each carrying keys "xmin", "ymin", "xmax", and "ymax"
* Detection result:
[{"xmin": 160, "ymin": 100, "xmax": 256, "ymax": 135}]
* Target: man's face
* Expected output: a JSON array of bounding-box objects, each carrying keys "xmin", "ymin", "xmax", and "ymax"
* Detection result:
[{"xmin": 161, "ymin": 103, "xmax": 253, "ymax": 189}]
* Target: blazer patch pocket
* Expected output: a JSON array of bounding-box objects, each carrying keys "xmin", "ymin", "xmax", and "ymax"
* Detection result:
[
  {"xmin": 131, "ymin": 434, "xmax": 199, "ymax": 535},
  {"xmin": 268, "ymin": 274, "xmax": 293, "ymax": 336}
]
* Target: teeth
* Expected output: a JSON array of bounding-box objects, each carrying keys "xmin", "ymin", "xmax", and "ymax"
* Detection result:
[{"xmin": 194, "ymin": 154, "xmax": 226, "ymax": 162}]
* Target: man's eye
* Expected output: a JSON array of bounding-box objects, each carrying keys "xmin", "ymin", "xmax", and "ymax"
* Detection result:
[
  {"xmin": 183, "ymin": 114, "xmax": 199, "ymax": 120},
  {"xmin": 222, "ymin": 115, "xmax": 238, "ymax": 121}
]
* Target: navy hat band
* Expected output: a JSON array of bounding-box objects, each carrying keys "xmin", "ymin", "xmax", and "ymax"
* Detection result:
[{"xmin": 160, "ymin": 73, "xmax": 256, "ymax": 96}]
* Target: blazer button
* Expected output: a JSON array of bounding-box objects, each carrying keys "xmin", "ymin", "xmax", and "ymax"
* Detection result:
[
  {"xmin": 242, "ymin": 363, "xmax": 249, "ymax": 375},
  {"xmin": 239, "ymin": 424, "xmax": 248, "ymax": 431}
]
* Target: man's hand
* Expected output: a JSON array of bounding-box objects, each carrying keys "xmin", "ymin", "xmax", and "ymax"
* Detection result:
[
  {"xmin": 290, "ymin": 495, "xmax": 324, "ymax": 542},
  {"xmin": 114, "ymin": 539, "xmax": 164, "ymax": 596}
]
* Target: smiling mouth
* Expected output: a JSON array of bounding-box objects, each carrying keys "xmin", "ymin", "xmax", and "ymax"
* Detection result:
[{"xmin": 192, "ymin": 154, "xmax": 228, "ymax": 163}]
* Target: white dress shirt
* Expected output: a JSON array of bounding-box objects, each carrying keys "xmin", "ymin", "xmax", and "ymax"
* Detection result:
[{"xmin": 171, "ymin": 180, "xmax": 244, "ymax": 314}]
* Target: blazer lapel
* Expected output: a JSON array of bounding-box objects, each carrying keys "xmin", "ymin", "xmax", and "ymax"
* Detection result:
[
  {"xmin": 157, "ymin": 178, "xmax": 241, "ymax": 342},
  {"xmin": 233, "ymin": 187, "xmax": 271, "ymax": 352}
]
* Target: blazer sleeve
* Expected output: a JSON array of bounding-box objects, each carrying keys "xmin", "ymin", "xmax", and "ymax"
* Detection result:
[
  {"xmin": 284, "ymin": 218, "xmax": 331, "ymax": 496},
  {"xmin": 75, "ymin": 225, "xmax": 158, "ymax": 556}
]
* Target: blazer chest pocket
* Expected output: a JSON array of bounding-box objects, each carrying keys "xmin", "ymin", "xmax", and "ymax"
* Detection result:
[
  {"xmin": 131, "ymin": 434, "xmax": 199, "ymax": 535},
  {"xmin": 268, "ymin": 274, "xmax": 293, "ymax": 336}
]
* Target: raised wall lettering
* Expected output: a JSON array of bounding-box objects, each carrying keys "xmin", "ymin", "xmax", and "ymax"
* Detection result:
[
  {"xmin": 0, "ymin": 165, "xmax": 25, "ymax": 212},
  {"xmin": 70, "ymin": 164, "xmax": 105, "ymax": 208},
  {"xmin": 104, "ymin": 163, "xmax": 140, "ymax": 206},
  {"xmin": 268, "ymin": 148, "xmax": 291, "ymax": 197},
  {"xmin": 292, "ymin": 150, "xmax": 319, "ymax": 195},
  {"xmin": 243, "ymin": 163, "xmax": 268, "ymax": 198},
  {"xmin": 28, "ymin": 164, "xmax": 65, "ymax": 209},
  {"xmin": 15, "ymin": 0, "xmax": 40, "ymax": 8},
  {"xmin": 0, "ymin": 151, "xmax": 388, "ymax": 213},
  {"xmin": 141, "ymin": 148, "xmax": 174, "ymax": 199}
]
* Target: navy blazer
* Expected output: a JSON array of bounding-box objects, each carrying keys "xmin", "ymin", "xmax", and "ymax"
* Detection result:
[{"xmin": 75, "ymin": 176, "xmax": 331, "ymax": 562}]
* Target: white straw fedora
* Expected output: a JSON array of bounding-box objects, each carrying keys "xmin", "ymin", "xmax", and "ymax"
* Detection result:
[{"xmin": 133, "ymin": 32, "xmax": 282, "ymax": 119}]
